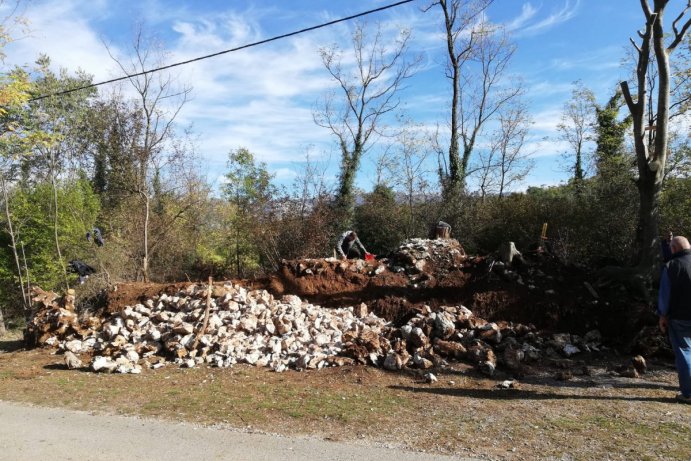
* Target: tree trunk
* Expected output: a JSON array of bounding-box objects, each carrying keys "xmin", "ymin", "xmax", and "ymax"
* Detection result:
[
  {"xmin": 0, "ymin": 307, "xmax": 5, "ymax": 337},
  {"xmin": 636, "ymin": 172, "xmax": 662, "ymax": 273},
  {"xmin": 336, "ymin": 143, "xmax": 363, "ymax": 228},
  {"xmin": 235, "ymin": 225, "xmax": 241, "ymax": 278},
  {"xmin": 439, "ymin": 0, "xmax": 462, "ymax": 198},
  {"xmin": 621, "ymin": 0, "xmax": 691, "ymax": 279},
  {"xmin": 50, "ymin": 152, "xmax": 69, "ymax": 290},
  {"xmin": 20, "ymin": 242, "xmax": 32, "ymax": 320},
  {"xmin": 1, "ymin": 175, "xmax": 29, "ymax": 312},
  {"xmin": 142, "ymin": 191, "xmax": 150, "ymax": 282}
]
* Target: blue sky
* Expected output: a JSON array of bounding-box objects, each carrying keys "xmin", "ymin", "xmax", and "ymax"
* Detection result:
[{"xmin": 2, "ymin": 0, "xmax": 677, "ymax": 193}]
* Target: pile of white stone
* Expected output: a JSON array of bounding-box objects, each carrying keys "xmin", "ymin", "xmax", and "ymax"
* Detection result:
[
  {"xmin": 55, "ymin": 282, "xmax": 390, "ymax": 374},
  {"xmin": 30, "ymin": 281, "xmax": 605, "ymax": 376}
]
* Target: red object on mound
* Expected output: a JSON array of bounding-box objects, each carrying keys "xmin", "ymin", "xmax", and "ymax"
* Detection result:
[{"xmin": 365, "ymin": 253, "xmax": 375, "ymax": 261}]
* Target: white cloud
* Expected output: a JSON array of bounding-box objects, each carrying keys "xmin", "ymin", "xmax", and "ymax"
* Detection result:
[
  {"xmin": 273, "ymin": 167, "xmax": 298, "ymax": 181},
  {"xmin": 505, "ymin": 3, "xmax": 538, "ymax": 31},
  {"xmin": 547, "ymin": 46, "xmax": 623, "ymax": 73},
  {"xmin": 529, "ymin": 107, "xmax": 564, "ymax": 133},
  {"xmin": 5, "ymin": 0, "xmax": 118, "ymax": 79},
  {"xmin": 508, "ymin": 1, "xmax": 580, "ymax": 37}
]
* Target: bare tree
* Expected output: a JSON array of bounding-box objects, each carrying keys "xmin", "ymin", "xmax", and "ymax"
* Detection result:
[
  {"xmin": 670, "ymin": 32, "xmax": 691, "ymax": 117},
  {"xmin": 473, "ymin": 100, "xmax": 533, "ymax": 199},
  {"xmin": 475, "ymin": 147, "xmax": 495, "ymax": 201},
  {"xmin": 491, "ymin": 102, "xmax": 533, "ymax": 198},
  {"xmin": 291, "ymin": 148, "xmax": 331, "ymax": 218},
  {"xmin": 106, "ymin": 27, "xmax": 192, "ymax": 281},
  {"xmin": 388, "ymin": 118, "xmax": 434, "ymax": 238},
  {"xmin": 372, "ymin": 146, "xmax": 397, "ymax": 188},
  {"xmin": 557, "ymin": 81, "xmax": 596, "ymax": 191},
  {"xmin": 620, "ymin": 0, "xmax": 691, "ymax": 274},
  {"xmin": 314, "ymin": 21, "xmax": 418, "ymax": 227},
  {"xmin": 426, "ymin": 0, "xmax": 521, "ymax": 199}
]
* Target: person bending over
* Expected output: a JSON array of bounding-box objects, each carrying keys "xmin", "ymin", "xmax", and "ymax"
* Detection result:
[{"xmin": 336, "ymin": 231, "xmax": 368, "ymax": 260}]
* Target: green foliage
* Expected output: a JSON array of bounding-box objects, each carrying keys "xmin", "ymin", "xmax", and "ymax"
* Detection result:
[
  {"xmin": 0, "ymin": 178, "xmax": 100, "ymax": 294},
  {"xmin": 0, "ymin": 68, "xmax": 54, "ymax": 159},
  {"xmin": 660, "ymin": 176, "xmax": 691, "ymax": 237},
  {"xmin": 459, "ymin": 175, "xmax": 638, "ymax": 266},
  {"xmin": 222, "ymin": 148, "xmax": 277, "ymax": 277},
  {"xmin": 23, "ymin": 56, "xmax": 95, "ymax": 182},
  {"xmin": 354, "ymin": 185, "xmax": 406, "ymax": 256},
  {"xmin": 224, "ymin": 148, "xmax": 274, "ymax": 207},
  {"xmin": 83, "ymin": 97, "xmax": 144, "ymax": 205},
  {"xmin": 594, "ymin": 89, "xmax": 632, "ymax": 178}
]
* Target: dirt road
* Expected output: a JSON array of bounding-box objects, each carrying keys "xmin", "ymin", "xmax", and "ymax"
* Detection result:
[{"xmin": 0, "ymin": 400, "xmax": 477, "ymax": 461}]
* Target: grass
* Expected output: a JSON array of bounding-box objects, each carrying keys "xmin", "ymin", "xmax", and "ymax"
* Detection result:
[{"xmin": 0, "ymin": 339, "xmax": 689, "ymax": 460}]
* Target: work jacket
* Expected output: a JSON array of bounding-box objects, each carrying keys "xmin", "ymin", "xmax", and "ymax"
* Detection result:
[{"xmin": 662, "ymin": 248, "xmax": 691, "ymax": 320}]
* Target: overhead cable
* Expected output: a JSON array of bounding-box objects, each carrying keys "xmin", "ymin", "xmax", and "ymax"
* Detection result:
[{"xmin": 29, "ymin": 0, "xmax": 416, "ymax": 102}]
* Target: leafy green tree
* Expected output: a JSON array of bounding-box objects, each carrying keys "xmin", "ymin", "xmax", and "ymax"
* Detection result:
[
  {"xmin": 223, "ymin": 148, "xmax": 276, "ymax": 277},
  {"xmin": 24, "ymin": 56, "xmax": 95, "ymax": 289},
  {"xmin": 354, "ymin": 184, "xmax": 404, "ymax": 256},
  {"xmin": 0, "ymin": 178, "xmax": 100, "ymax": 293},
  {"xmin": 0, "ymin": 68, "xmax": 35, "ymax": 317},
  {"xmin": 660, "ymin": 141, "xmax": 691, "ymax": 236},
  {"xmin": 81, "ymin": 95, "xmax": 141, "ymax": 207}
]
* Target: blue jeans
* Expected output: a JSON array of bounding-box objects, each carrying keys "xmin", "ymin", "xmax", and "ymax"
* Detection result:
[{"xmin": 668, "ymin": 319, "xmax": 691, "ymax": 397}]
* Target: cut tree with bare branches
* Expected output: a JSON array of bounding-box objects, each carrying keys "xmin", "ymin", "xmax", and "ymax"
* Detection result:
[{"xmin": 620, "ymin": 0, "xmax": 691, "ymax": 276}]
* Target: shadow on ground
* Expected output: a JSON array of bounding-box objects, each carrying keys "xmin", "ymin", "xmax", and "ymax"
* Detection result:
[
  {"xmin": 390, "ymin": 384, "xmax": 677, "ymax": 404},
  {"xmin": 0, "ymin": 338, "xmax": 25, "ymax": 353}
]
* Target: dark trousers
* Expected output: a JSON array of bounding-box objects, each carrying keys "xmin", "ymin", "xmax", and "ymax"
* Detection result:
[{"xmin": 342, "ymin": 243, "xmax": 361, "ymax": 259}]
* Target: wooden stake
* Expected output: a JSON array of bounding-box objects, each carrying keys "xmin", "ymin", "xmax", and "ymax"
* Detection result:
[{"xmin": 192, "ymin": 276, "xmax": 213, "ymax": 352}]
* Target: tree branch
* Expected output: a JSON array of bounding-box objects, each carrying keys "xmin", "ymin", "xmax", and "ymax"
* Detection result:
[{"xmin": 620, "ymin": 80, "xmax": 637, "ymax": 114}]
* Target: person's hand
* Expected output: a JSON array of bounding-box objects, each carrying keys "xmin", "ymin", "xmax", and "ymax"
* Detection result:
[
  {"xmin": 341, "ymin": 255, "xmax": 347, "ymax": 261},
  {"xmin": 659, "ymin": 315, "xmax": 668, "ymax": 334}
]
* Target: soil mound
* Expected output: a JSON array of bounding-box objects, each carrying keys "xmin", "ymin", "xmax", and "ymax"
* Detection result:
[
  {"xmin": 25, "ymin": 238, "xmax": 669, "ymax": 375},
  {"xmin": 264, "ymin": 239, "xmax": 652, "ymax": 342}
]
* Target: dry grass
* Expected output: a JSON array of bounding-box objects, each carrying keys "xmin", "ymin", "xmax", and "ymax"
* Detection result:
[{"xmin": 0, "ymin": 331, "xmax": 689, "ymax": 461}]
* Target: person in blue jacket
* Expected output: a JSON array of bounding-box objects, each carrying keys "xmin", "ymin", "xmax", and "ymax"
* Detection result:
[{"xmin": 658, "ymin": 235, "xmax": 691, "ymax": 404}]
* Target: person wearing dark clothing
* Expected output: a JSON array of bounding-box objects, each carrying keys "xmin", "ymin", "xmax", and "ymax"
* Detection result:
[
  {"xmin": 92, "ymin": 228, "xmax": 104, "ymax": 247},
  {"xmin": 68, "ymin": 260, "xmax": 96, "ymax": 285},
  {"xmin": 336, "ymin": 231, "xmax": 368, "ymax": 260},
  {"xmin": 658, "ymin": 235, "xmax": 691, "ymax": 404},
  {"xmin": 86, "ymin": 228, "xmax": 104, "ymax": 247}
]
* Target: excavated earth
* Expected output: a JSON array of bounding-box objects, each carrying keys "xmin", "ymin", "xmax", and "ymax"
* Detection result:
[
  {"xmin": 105, "ymin": 239, "xmax": 656, "ymax": 346},
  {"xmin": 98, "ymin": 238, "xmax": 662, "ymax": 356}
]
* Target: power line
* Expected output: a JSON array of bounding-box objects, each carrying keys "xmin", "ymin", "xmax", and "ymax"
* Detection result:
[{"xmin": 29, "ymin": 0, "xmax": 417, "ymax": 102}]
